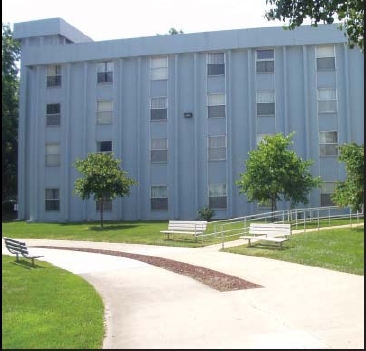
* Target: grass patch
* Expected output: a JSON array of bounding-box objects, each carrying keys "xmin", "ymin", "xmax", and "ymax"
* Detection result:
[
  {"xmin": 2, "ymin": 255, "xmax": 104, "ymax": 349},
  {"xmin": 1, "ymin": 220, "xmax": 232, "ymax": 247},
  {"xmin": 222, "ymin": 227, "xmax": 364, "ymax": 275}
]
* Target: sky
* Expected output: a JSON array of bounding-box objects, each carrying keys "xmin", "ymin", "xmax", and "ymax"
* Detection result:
[{"xmin": 2, "ymin": 0, "xmax": 286, "ymax": 42}]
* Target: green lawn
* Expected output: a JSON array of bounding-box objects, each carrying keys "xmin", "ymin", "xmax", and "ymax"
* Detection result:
[
  {"xmin": 1, "ymin": 220, "xmax": 228, "ymax": 247},
  {"xmin": 222, "ymin": 226, "xmax": 364, "ymax": 275},
  {"xmin": 2, "ymin": 255, "xmax": 104, "ymax": 349}
]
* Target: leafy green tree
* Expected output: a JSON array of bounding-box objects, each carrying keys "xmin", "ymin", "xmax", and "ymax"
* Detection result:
[
  {"xmin": 168, "ymin": 27, "xmax": 184, "ymax": 35},
  {"xmin": 236, "ymin": 133, "xmax": 322, "ymax": 217},
  {"xmin": 332, "ymin": 142, "xmax": 364, "ymax": 212},
  {"xmin": 74, "ymin": 153, "xmax": 137, "ymax": 227},
  {"xmin": 265, "ymin": 0, "xmax": 364, "ymax": 52},
  {"xmin": 2, "ymin": 23, "xmax": 20, "ymax": 204}
]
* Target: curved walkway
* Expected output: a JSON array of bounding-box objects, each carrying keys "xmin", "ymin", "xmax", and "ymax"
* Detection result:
[{"xmin": 2, "ymin": 225, "xmax": 364, "ymax": 349}]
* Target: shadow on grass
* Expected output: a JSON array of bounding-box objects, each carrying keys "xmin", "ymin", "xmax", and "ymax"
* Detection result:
[
  {"xmin": 248, "ymin": 243, "xmax": 289, "ymax": 250},
  {"xmin": 9, "ymin": 259, "xmax": 45, "ymax": 270},
  {"xmin": 88, "ymin": 224, "xmax": 139, "ymax": 231}
]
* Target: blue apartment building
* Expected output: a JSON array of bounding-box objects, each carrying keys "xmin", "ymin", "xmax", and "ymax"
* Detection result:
[{"xmin": 13, "ymin": 18, "xmax": 364, "ymax": 222}]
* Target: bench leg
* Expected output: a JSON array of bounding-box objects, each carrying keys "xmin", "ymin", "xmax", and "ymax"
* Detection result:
[
  {"xmin": 247, "ymin": 239, "xmax": 252, "ymax": 247},
  {"xmin": 15, "ymin": 253, "xmax": 19, "ymax": 262}
]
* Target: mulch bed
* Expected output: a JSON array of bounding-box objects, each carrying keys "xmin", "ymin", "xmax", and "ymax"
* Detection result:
[{"xmin": 34, "ymin": 246, "xmax": 262, "ymax": 292}]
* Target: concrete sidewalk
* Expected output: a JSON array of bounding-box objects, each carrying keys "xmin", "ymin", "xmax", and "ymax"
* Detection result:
[{"xmin": 2, "ymin": 238, "xmax": 364, "ymax": 349}]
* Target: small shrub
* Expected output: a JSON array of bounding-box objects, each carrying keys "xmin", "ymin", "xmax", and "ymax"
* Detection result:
[{"xmin": 197, "ymin": 206, "xmax": 215, "ymax": 221}]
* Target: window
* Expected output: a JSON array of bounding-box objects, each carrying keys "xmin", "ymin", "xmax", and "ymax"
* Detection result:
[
  {"xmin": 208, "ymin": 93, "xmax": 226, "ymax": 118},
  {"xmin": 96, "ymin": 101, "xmax": 113, "ymax": 125},
  {"xmin": 318, "ymin": 88, "xmax": 337, "ymax": 113},
  {"xmin": 256, "ymin": 49, "xmax": 274, "ymax": 73},
  {"xmin": 208, "ymin": 136, "xmax": 226, "ymax": 161},
  {"xmin": 45, "ymin": 188, "xmax": 60, "ymax": 211},
  {"xmin": 151, "ymin": 186, "xmax": 168, "ymax": 210},
  {"xmin": 150, "ymin": 97, "xmax": 167, "ymax": 120},
  {"xmin": 150, "ymin": 57, "xmax": 168, "ymax": 80},
  {"xmin": 96, "ymin": 199, "xmax": 112, "ymax": 211},
  {"xmin": 257, "ymin": 91, "xmax": 275, "ymax": 116},
  {"xmin": 209, "ymin": 184, "xmax": 227, "ymax": 209},
  {"xmin": 207, "ymin": 53, "xmax": 225, "ymax": 76},
  {"xmin": 47, "ymin": 65, "xmax": 61, "ymax": 87},
  {"xmin": 45, "ymin": 143, "xmax": 60, "ymax": 166},
  {"xmin": 46, "ymin": 103, "xmax": 60, "ymax": 126},
  {"xmin": 151, "ymin": 138, "xmax": 167, "ymax": 162},
  {"xmin": 316, "ymin": 46, "xmax": 335, "ymax": 71},
  {"xmin": 320, "ymin": 182, "xmax": 336, "ymax": 206},
  {"xmin": 319, "ymin": 131, "xmax": 338, "ymax": 156},
  {"xmin": 97, "ymin": 141, "xmax": 112, "ymax": 153},
  {"xmin": 97, "ymin": 61, "xmax": 113, "ymax": 83}
]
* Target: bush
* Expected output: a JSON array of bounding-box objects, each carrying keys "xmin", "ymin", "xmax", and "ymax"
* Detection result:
[{"xmin": 197, "ymin": 206, "xmax": 215, "ymax": 221}]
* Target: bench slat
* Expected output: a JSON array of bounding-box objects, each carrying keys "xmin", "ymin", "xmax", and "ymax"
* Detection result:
[{"xmin": 3, "ymin": 237, "xmax": 44, "ymax": 266}]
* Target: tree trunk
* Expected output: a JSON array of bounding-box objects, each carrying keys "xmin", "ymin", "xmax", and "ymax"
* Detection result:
[
  {"xmin": 100, "ymin": 198, "xmax": 104, "ymax": 227},
  {"xmin": 271, "ymin": 196, "xmax": 276, "ymax": 222}
]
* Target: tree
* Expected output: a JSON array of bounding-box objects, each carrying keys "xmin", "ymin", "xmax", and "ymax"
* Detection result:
[
  {"xmin": 2, "ymin": 23, "xmax": 20, "ymax": 204},
  {"xmin": 168, "ymin": 27, "xmax": 184, "ymax": 35},
  {"xmin": 265, "ymin": 0, "xmax": 364, "ymax": 52},
  {"xmin": 331, "ymin": 142, "xmax": 364, "ymax": 212},
  {"xmin": 236, "ymin": 133, "xmax": 321, "ymax": 218},
  {"xmin": 74, "ymin": 153, "xmax": 137, "ymax": 227}
]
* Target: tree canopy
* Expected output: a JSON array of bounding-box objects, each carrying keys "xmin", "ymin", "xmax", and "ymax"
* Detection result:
[
  {"xmin": 331, "ymin": 142, "xmax": 364, "ymax": 212},
  {"xmin": 236, "ymin": 133, "xmax": 322, "ymax": 214},
  {"xmin": 74, "ymin": 153, "xmax": 137, "ymax": 226},
  {"xmin": 265, "ymin": 0, "xmax": 364, "ymax": 52},
  {"xmin": 2, "ymin": 23, "xmax": 20, "ymax": 204}
]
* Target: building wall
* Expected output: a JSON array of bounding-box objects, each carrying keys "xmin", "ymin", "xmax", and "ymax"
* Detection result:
[{"xmin": 14, "ymin": 19, "xmax": 364, "ymax": 221}]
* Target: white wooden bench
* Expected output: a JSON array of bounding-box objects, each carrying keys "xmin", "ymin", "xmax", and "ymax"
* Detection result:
[
  {"xmin": 161, "ymin": 220, "xmax": 208, "ymax": 241},
  {"xmin": 240, "ymin": 223, "xmax": 291, "ymax": 248}
]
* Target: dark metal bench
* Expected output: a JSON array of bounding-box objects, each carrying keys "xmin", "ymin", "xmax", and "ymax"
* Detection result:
[{"xmin": 3, "ymin": 237, "xmax": 44, "ymax": 267}]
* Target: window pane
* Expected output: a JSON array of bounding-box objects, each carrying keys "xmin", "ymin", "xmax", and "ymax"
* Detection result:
[
  {"xmin": 209, "ymin": 184, "xmax": 227, "ymax": 197},
  {"xmin": 317, "ymin": 57, "xmax": 335, "ymax": 70},
  {"xmin": 320, "ymin": 144, "xmax": 338, "ymax": 156},
  {"xmin": 45, "ymin": 200, "xmax": 60, "ymax": 211},
  {"xmin": 257, "ymin": 91, "xmax": 274, "ymax": 103},
  {"xmin": 150, "ymin": 109, "xmax": 167, "ymax": 120},
  {"xmin": 319, "ymin": 131, "xmax": 337, "ymax": 143},
  {"xmin": 151, "ymin": 97, "xmax": 167, "ymax": 109},
  {"xmin": 209, "ymin": 136, "xmax": 225, "ymax": 148},
  {"xmin": 97, "ymin": 141, "xmax": 112, "ymax": 152},
  {"xmin": 151, "ymin": 138, "xmax": 167, "ymax": 149},
  {"xmin": 209, "ymin": 196, "xmax": 227, "ymax": 209},
  {"xmin": 47, "ymin": 104, "xmax": 60, "ymax": 114},
  {"xmin": 256, "ymin": 49, "xmax": 274, "ymax": 60},
  {"xmin": 316, "ymin": 46, "xmax": 334, "ymax": 58},
  {"xmin": 151, "ymin": 150, "xmax": 167, "ymax": 162},
  {"xmin": 257, "ymin": 102, "xmax": 275, "ymax": 116},
  {"xmin": 207, "ymin": 53, "xmax": 224, "ymax": 64},
  {"xmin": 208, "ymin": 93, "xmax": 225, "ymax": 105},
  {"xmin": 320, "ymin": 194, "xmax": 335, "ymax": 206},
  {"xmin": 207, "ymin": 64, "xmax": 225, "ymax": 75},
  {"xmin": 150, "ymin": 57, "xmax": 168, "ymax": 68},
  {"xmin": 46, "ymin": 144, "xmax": 60, "ymax": 154},
  {"xmin": 151, "ymin": 198, "xmax": 168, "ymax": 210},
  {"xmin": 208, "ymin": 105, "xmax": 226, "ymax": 118},
  {"xmin": 97, "ymin": 101, "xmax": 112, "ymax": 112},
  {"xmin": 318, "ymin": 89, "xmax": 336, "ymax": 100},
  {"xmin": 256, "ymin": 61, "xmax": 274, "ymax": 73},
  {"xmin": 151, "ymin": 186, "xmax": 167, "ymax": 198},
  {"xmin": 151, "ymin": 67, "xmax": 168, "ymax": 80},
  {"xmin": 318, "ymin": 100, "xmax": 337, "ymax": 113}
]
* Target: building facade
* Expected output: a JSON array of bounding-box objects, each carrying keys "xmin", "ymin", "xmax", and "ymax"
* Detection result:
[{"xmin": 14, "ymin": 18, "xmax": 364, "ymax": 222}]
